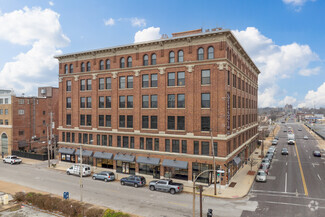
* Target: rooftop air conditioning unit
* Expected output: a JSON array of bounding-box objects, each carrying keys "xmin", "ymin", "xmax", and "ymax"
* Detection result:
[{"xmin": 41, "ymin": 88, "xmax": 46, "ymax": 95}]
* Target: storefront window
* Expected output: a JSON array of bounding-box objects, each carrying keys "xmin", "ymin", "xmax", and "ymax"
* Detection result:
[
  {"xmin": 96, "ymin": 159, "xmax": 113, "ymax": 169},
  {"xmin": 164, "ymin": 167, "xmax": 188, "ymax": 181},
  {"xmin": 116, "ymin": 161, "xmax": 135, "ymax": 175},
  {"xmin": 192, "ymin": 163, "xmax": 212, "ymax": 184}
]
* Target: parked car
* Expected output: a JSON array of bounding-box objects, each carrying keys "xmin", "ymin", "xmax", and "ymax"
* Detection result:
[
  {"xmin": 92, "ymin": 171, "xmax": 115, "ymax": 182},
  {"xmin": 256, "ymin": 170, "xmax": 267, "ymax": 182},
  {"xmin": 313, "ymin": 151, "xmax": 321, "ymax": 157},
  {"xmin": 268, "ymin": 147, "xmax": 276, "ymax": 153},
  {"xmin": 259, "ymin": 164, "xmax": 269, "ymax": 175},
  {"xmin": 66, "ymin": 164, "xmax": 91, "ymax": 177},
  {"xmin": 265, "ymin": 154, "xmax": 273, "ymax": 162},
  {"xmin": 281, "ymin": 148, "xmax": 289, "ymax": 155},
  {"xmin": 149, "ymin": 179, "xmax": 184, "ymax": 194},
  {"xmin": 3, "ymin": 155, "xmax": 22, "ymax": 164},
  {"xmin": 271, "ymin": 139, "xmax": 278, "ymax": 145},
  {"xmin": 120, "ymin": 175, "xmax": 146, "ymax": 188},
  {"xmin": 274, "ymin": 136, "xmax": 279, "ymax": 140},
  {"xmin": 304, "ymin": 136, "xmax": 308, "ymax": 140},
  {"xmin": 261, "ymin": 159, "xmax": 270, "ymax": 168}
]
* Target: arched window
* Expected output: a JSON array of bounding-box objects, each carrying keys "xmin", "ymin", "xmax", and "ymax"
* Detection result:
[
  {"xmin": 81, "ymin": 62, "xmax": 85, "ymax": 72},
  {"xmin": 99, "ymin": 60, "xmax": 104, "ymax": 70},
  {"xmin": 127, "ymin": 56, "xmax": 132, "ymax": 67},
  {"xmin": 106, "ymin": 59, "xmax": 110, "ymax": 69},
  {"xmin": 198, "ymin": 48, "xmax": 204, "ymax": 60},
  {"xmin": 169, "ymin": 51, "xmax": 175, "ymax": 63},
  {"xmin": 120, "ymin": 57, "xmax": 125, "ymax": 68},
  {"xmin": 64, "ymin": 64, "xmax": 68, "ymax": 74},
  {"xmin": 69, "ymin": 64, "xmax": 73, "ymax": 73},
  {"xmin": 208, "ymin": 46, "xmax": 214, "ymax": 59},
  {"xmin": 87, "ymin": 62, "xmax": 91, "ymax": 71},
  {"xmin": 143, "ymin": 54, "xmax": 148, "ymax": 66},
  {"xmin": 151, "ymin": 54, "xmax": 156, "ymax": 65},
  {"xmin": 178, "ymin": 50, "xmax": 184, "ymax": 62}
]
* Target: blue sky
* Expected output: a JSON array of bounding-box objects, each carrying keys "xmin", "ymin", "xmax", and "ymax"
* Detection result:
[{"xmin": 0, "ymin": 0, "xmax": 324, "ymax": 108}]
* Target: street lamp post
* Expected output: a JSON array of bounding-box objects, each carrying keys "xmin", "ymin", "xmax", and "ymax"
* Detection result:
[{"xmin": 46, "ymin": 124, "xmax": 50, "ymax": 168}]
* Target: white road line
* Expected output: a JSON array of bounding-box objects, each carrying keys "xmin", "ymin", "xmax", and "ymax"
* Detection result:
[
  {"xmin": 318, "ymin": 174, "xmax": 321, "ymax": 181},
  {"xmin": 309, "ymin": 156, "xmax": 311, "ymax": 159},
  {"xmin": 261, "ymin": 200, "xmax": 325, "ymax": 209},
  {"xmin": 286, "ymin": 162, "xmax": 287, "ymax": 166},
  {"xmin": 285, "ymin": 172, "xmax": 287, "ymax": 193},
  {"xmin": 312, "ymin": 164, "xmax": 315, "ymax": 168}
]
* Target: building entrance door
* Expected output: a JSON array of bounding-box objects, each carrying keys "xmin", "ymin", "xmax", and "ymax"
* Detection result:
[
  {"xmin": 153, "ymin": 166, "xmax": 160, "ymax": 179},
  {"xmin": 122, "ymin": 162, "xmax": 130, "ymax": 174},
  {"xmin": 1, "ymin": 133, "xmax": 8, "ymax": 155}
]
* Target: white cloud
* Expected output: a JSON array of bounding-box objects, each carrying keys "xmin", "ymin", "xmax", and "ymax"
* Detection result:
[
  {"xmin": 298, "ymin": 82, "xmax": 325, "ymax": 108},
  {"xmin": 278, "ymin": 96, "xmax": 297, "ymax": 107},
  {"xmin": 283, "ymin": 0, "xmax": 316, "ymax": 11},
  {"xmin": 134, "ymin": 27, "xmax": 161, "ymax": 43},
  {"xmin": 232, "ymin": 27, "xmax": 319, "ymax": 108},
  {"xmin": 104, "ymin": 18, "xmax": 115, "ymax": 26},
  {"xmin": 0, "ymin": 7, "xmax": 70, "ymax": 95},
  {"xmin": 298, "ymin": 67, "xmax": 320, "ymax": 76},
  {"xmin": 131, "ymin": 17, "xmax": 146, "ymax": 27},
  {"xmin": 49, "ymin": 1, "xmax": 54, "ymax": 6}
]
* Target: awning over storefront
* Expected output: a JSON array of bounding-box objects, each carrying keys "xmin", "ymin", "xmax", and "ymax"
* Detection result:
[
  {"xmin": 233, "ymin": 157, "xmax": 241, "ymax": 166},
  {"xmin": 162, "ymin": 159, "xmax": 188, "ymax": 169},
  {"xmin": 58, "ymin": 147, "xmax": 75, "ymax": 155},
  {"xmin": 137, "ymin": 156, "xmax": 160, "ymax": 166},
  {"xmin": 75, "ymin": 149, "xmax": 93, "ymax": 157},
  {"xmin": 114, "ymin": 153, "xmax": 135, "ymax": 162},
  {"xmin": 93, "ymin": 151, "xmax": 113, "ymax": 160},
  {"xmin": 18, "ymin": 141, "xmax": 28, "ymax": 148}
]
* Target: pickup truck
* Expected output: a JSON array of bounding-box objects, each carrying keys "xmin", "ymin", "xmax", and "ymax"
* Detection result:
[
  {"xmin": 3, "ymin": 155, "xmax": 22, "ymax": 164},
  {"xmin": 149, "ymin": 179, "xmax": 184, "ymax": 194}
]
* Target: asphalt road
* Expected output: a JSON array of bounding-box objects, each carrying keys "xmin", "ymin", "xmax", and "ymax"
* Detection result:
[
  {"xmin": 0, "ymin": 161, "xmax": 258, "ymax": 217},
  {"xmin": 242, "ymin": 120, "xmax": 325, "ymax": 217}
]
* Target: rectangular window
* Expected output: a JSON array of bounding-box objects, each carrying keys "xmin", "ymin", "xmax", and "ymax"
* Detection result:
[
  {"xmin": 177, "ymin": 72, "xmax": 185, "ymax": 86},
  {"xmin": 78, "ymin": 133, "xmax": 82, "ymax": 143},
  {"xmin": 151, "ymin": 74, "xmax": 158, "ymax": 87},
  {"xmin": 106, "ymin": 115, "xmax": 111, "ymax": 127},
  {"xmin": 106, "ymin": 96, "xmax": 111, "ymax": 108},
  {"xmin": 150, "ymin": 95, "xmax": 157, "ymax": 108},
  {"xmin": 142, "ymin": 116, "xmax": 149, "ymax": 128},
  {"xmin": 18, "ymin": 109, "xmax": 25, "ymax": 115},
  {"xmin": 119, "ymin": 96, "xmax": 125, "ymax": 108},
  {"xmin": 146, "ymin": 138, "xmax": 153, "ymax": 150},
  {"xmin": 99, "ymin": 96, "xmax": 105, "ymax": 108},
  {"xmin": 182, "ymin": 140, "xmax": 187, "ymax": 153},
  {"xmin": 201, "ymin": 116, "xmax": 210, "ymax": 131},
  {"xmin": 108, "ymin": 135, "xmax": 112, "ymax": 146},
  {"xmin": 233, "ymin": 95, "xmax": 236, "ymax": 108},
  {"xmin": 142, "ymin": 95, "xmax": 149, "ymax": 108},
  {"xmin": 89, "ymin": 134, "xmax": 93, "ymax": 144},
  {"xmin": 80, "ymin": 97, "xmax": 85, "ymax": 108},
  {"xmin": 154, "ymin": 138, "xmax": 159, "ymax": 151},
  {"xmin": 62, "ymin": 132, "xmax": 65, "ymax": 142},
  {"xmin": 66, "ymin": 97, "xmax": 71, "ymax": 108},
  {"xmin": 140, "ymin": 137, "xmax": 144, "ymax": 149},
  {"xmin": 142, "ymin": 74, "xmax": 149, "ymax": 88},
  {"xmin": 19, "ymin": 130, "xmax": 24, "ymax": 136},
  {"xmin": 123, "ymin": 136, "xmax": 129, "ymax": 148},
  {"xmin": 130, "ymin": 137, "xmax": 134, "ymax": 148},
  {"xmin": 119, "ymin": 115, "xmax": 125, "ymax": 128},
  {"xmin": 86, "ymin": 115, "xmax": 91, "ymax": 126},
  {"xmin": 167, "ymin": 116, "xmax": 175, "ymax": 130},
  {"xmin": 201, "ymin": 70, "xmax": 210, "ymax": 85},
  {"xmin": 127, "ymin": 76, "xmax": 133, "ymax": 88},
  {"xmin": 99, "ymin": 78, "xmax": 105, "ymax": 90},
  {"xmin": 72, "ymin": 133, "xmax": 75, "ymax": 143},
  {"xmin": 18, "ymin": 99, "xmax": 24, "ymax": 104},
  {"xmin": 106, "ymin": 77, "xmax": 111, "ymax": 89},
  {"xmin": 66, "ymin": 114, "xmax": 71, "ymax": 125},
  {"xmin": 172, "ymin": 140, "xmax": 179, "ymax": 153},
  {"xmin": 168, "ymin": 72, "xmax": 175, "ymax": 86},
  {"xmin": 87, "ymin": 97, "xmax": 92, "ymax": 108},
  {"xmin": 233, "ymin": 74, "xmax": 236, "ymax": 88},
  {"xmin": 102, "ymin": 135, "xmax": 107, "ymax": 146},
  {"xmin": 151, "ymin": 116, "xmax": 158, "ymax": 129},
  {"xmin": 80, "ymin": 115, "xmax": 85, "ymax": 126},
  {"xmin": 66, "ymin": 80, "xmax": 71, "ymax": 91},
  {"xmin": 194, "ymin": 141, "xmax": 199, "ymax": 155},
  {"xmin": 97, "ymin": 134, "xmax": 100, "ymax": 145},
  {"xmin": 233, "ymin": 116, "xmax": 236, "ymax": 129},
  {"xmin": 177, "ymin": 116, "xmax": 185, "ymax": 130},
  {"xmin": 117, "ymin": 136, "xmax": 121, "ymax": 147},
  {"xmin": 127, "ymin": 96, "xmax": 133, "ymax": 108},
  {"xmin": 87, "ymin": 79, "xmax": 92, "ymax": 90},
  {"xmin": 201, "ymin": 141, "xmax": 210, "ymax": 156},
  {"xmin": 177, "ymin": 94, "xmax": 185, "ymax": 108},
  {"xmin": 167, "ymin": 94, "xmax": 175, "ymax": 108},
  {"xmin": 99, "ymin": 115, "xmax": 104, "ymax": 127},
  {"xmin": 227, "ymin": 141, "xmax": 231, "ymax": 154},
  {"xmin": 165, "ymin": 139, "xmax": 170, "ymax": 152},
  {"xmin": 127, "ymin": 115, "xmax": 133, "ymax": 128},
  {"xmin": 80, "ymin": 80, "xmax": 85, "ymax": 91},
  {"xmin": 119, "ymin": 76, "xmax": 125, "ymax": 89},
  {"xmin": 201, "ymin": 93, "xmax": 210, "ymax": 108}
]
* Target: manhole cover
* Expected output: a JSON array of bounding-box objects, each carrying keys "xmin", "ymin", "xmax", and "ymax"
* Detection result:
[{"xmin": 229, "ymin": 182, "xmax": 237, "ymax": 187}]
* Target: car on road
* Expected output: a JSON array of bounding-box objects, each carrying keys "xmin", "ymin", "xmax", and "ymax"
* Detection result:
[
  {"xmin": 271, "ymin": 139, "xmax": 278, "ymax": 145},
  {"xmin": 274, "ymin": 136, "xmax": 279, "ymax": 140},
  {"xmin": 313, "ymin": 151, "xmax": 321, "ymax": 157},
  {"xmin": 261, "ymin": 159, "xmax": 270, "ymax": 168},
  {"xmin": 283, "ymin": 129, "xmax": 287, "ymax": 132},
  {"xmin": 288, "ymin": 139, "xmax": 295, "ymax": 145},
  {"xmin": 259, "ymin": 164, "xmax": 269, "ymax": 175},
  {"xmin": 149, "ymin": 179, "xmax": 184, "ymax": 194},
  {"xmin": 120, "ymin": 175, "xmax": 146, "ymax": 188},
  {"xmin": 265, "ymin": 154, "xmax": 273, "ymax": 163},
  {"xmin": 281, "ymin": 148, "xmax": 289, "ymax": 155},
  {"xmin": 298, "ymin": 128, "xmax": 302, "ymax": 131},
  {"xmin": 3, "ymin": 155, "xmax": 22, "ymax": 164},
  {"xmin": 92, "ymin": 171, "xmax": 115, "ymax": 182},
  {"xmin": 66, "ymin": 164, "xmax": 91, "ymax": 177},
  {"xmin": 256, "ymin": 170, "xmax": 267, "ymax": 182},
  {"xmin": 304, "ymin": 135, "xmax": 308, "ymax": 140}
]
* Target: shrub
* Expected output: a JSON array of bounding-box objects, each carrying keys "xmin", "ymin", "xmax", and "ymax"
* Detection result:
[
  {"xmin": 14, "ymin": 192, "xmax": 26, "ymax": 202},
  {"xmin": 85, "ymin": 207, "xmax": 104, "ymax": 217},
  {"xmin": 103, "ymin": 209, "xmax": 129, "ymax": 217},
  {"xmin": 25, "ymin": 192, "xmax": 37, "ymax": 204}
]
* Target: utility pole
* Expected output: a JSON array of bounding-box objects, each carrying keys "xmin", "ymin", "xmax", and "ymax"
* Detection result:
[
  {"xmin": 192, "ymin": 174, "xmax": 196, "ymax": 217},
  {"xmin": 210, "ymin": 130, "xmax": 216, "ymax": 195},
  {"xmin": 47, "ymin": 125, "xmax": 50, "ymax": 168},
  {"xmin": 50, "ymin": 112, "xmax": 53, "ymax": 159},
  {"xmin": 80, "ymin": 145, "xmax": 83, "ymax": 203},
  {"xmin": 199, "ymin": 185, "xmax": 203, "ymax": 217}
]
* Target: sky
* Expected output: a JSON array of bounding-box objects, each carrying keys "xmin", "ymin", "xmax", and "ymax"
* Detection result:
[{"xmin": 0, "ymin": 0, "xmax": 324, "ymax": 108}]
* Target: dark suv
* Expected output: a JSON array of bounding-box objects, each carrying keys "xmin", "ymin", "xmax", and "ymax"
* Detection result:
[{"xmin": 120, "ymin": 175, "xmax": 146, "ymax": 188}]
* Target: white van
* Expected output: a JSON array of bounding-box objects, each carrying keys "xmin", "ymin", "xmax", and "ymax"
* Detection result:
[{"xmin": 66, "ymin": 164, "xmax": 91, "ymax": 177}]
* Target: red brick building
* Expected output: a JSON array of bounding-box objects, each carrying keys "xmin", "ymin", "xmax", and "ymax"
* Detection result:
[
  {"xmin": 12, "ymin": 87, "xmax": 59, "ymax": 154},
  {"xmin": 56, "ymin": 28, "xmax": 259, "ymax": 184}
]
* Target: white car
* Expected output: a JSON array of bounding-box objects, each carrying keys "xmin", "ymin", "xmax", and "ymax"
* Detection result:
[
  {"xmin": 3, "ymin": 155, "xmax": 22, "ymax": 164},
  {"xmin": 304, "ymin": 136, "xmax": 308, "ymax": 140},
  {"xmin": 256, "ymin": 170, "xmax": 267, "ymax": 182}
]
